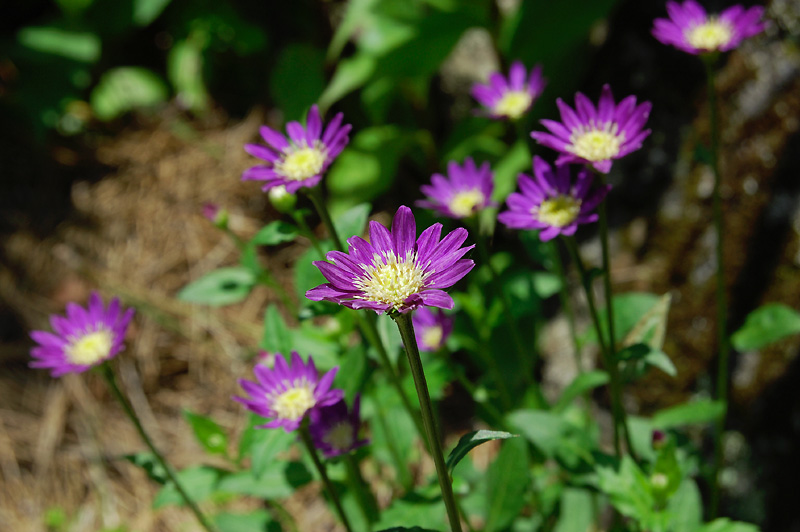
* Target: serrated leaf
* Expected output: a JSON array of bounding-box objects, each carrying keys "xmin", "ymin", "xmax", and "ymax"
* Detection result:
[
  {"xmin": 183, "ymin": 410, "xmax": 228, "ymax": 456},
  {"xmin": 652, "ymin": 399, "xmax": 724, "ymax": 429},
  {"xmin": 554, "ymin": 371, "xmax": 609, "ymax": 413},
  {"xmin": 732, "ymin": 303, "xmax": 800, "ymax": 351},
  {"xmin": 446, "ymin": 430, "xmax": 518, "ymax": 475},
  {"xmin": 177, "ymin": 266, "xmax": 255, "ymax": 306}
]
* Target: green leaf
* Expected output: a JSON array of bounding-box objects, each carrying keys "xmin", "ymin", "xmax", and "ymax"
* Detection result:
[
  {"xmin": 554, "ymin": 371, "xmax": 609, "ymax": 413},
  {"xmin": 377, "ymin": 528, "xmax": 441, "ymax": 532},
  {"xmin": 596, "ymin": 456, "xmax": 654, "ymax": 523},
  {"xmin": 446, "ymin": 430, "xmax": 518, "ymax": 475},
  {"xmin": 123, "ymin": 452, "xmax": 167, "ymax": 484},
  {"xmin": 507, "ymin": 409, "xmax": 568, "ymax": 457},
  {"xmin": 333, "ymin": 203, "xmax": 372, "ymax": 240},
  {"xmin": 260, "ymin": 304, "xmax": 292, "ymax": 354},
  {"xmin": 18, "ymin": 27, "xmax": 101, "ymax": 62},
  {"xmin": 294, "ymin": 246, "xmax": 328, "ymax": 303},
  {"xmin": 133, "ymin": 0, "xmax": 173, "ymax": 26},
  {"xmin": 217, "ymin": 462, "xmax": 312, "ymax": 500},
  {"xmin": 90, "ymin": 67, "xmax": 169, "ymax": 121},
  {"xmin": 251, "ymin": 221, "xmax": 298, "ymax": 247},
  {"xmin": 697, "ymin": 518, "xmax": 760, "ymax": 532},
  {"xmin": 152, "ymin": 466, "xmax": 221, "ymax": 508},
  {"xmin": 178, "ymin": 266, "xmax": 255, "ymax": 306},
  {"xmin": 652, "ymin": 399, "xmax": 725, "ymax": 429},
  {"xmin": 553, "ymin": 488, "xmax": 594, "ymax": 532},
  {"xmin": 375, "ymin": 495, "xmax": 447, "ymax": 532},
  {"xmin": 732, "ymin": 303, "xmax": 800, "ymax": 351},
  {"xmin": 622, "ymin": 293, "xmax": 671, "ymax": 350},
  {"xmin": 167, "ymin": 36, "xmax": 209, "ymax": 114},
  {"xmin": 183, "ymin": 410, "xmax": 228, "ymax": 456},
  {"xmin": 319, "ymin": 54, "xmax": 377, "ymax": 113},
  {"xmin": 584, "ymin": 292, "xmax": 661, "ymax": 347},
  {"xmin": 666, "ymin": 479, "xmax": 703, "ymax": 531},
  {"xmin": 492, "ymin": 139, "xmax": 531, "ymax": 203},
  {"xmin": 484, "ymin": 437, "xmax": 530, "ymax": 532},
  {"xmin": 270, "ymin": 44, "xmax": 326, "ymax": 121},
  {"xmin": 213, "ymin": 510, "xmax": 278, "ymax": 532}
]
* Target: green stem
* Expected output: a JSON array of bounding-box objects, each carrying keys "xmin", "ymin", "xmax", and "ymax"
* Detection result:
[
  {"xmin": 393, "ymin": 313, "xmax": 463, "ymax": 532},
  {"xmin": 299, "ymin": 425, "xmax": 354, "ymax": 532},
  {"xmin": 291, "ymin": 210, "xmax": 325, "ymax": 258},
  {"xmin": 562, "ymin": 237, "xmax": 631, "ymax": 457},
  {"xmin": 100, "ymin": 363, "xmax": 218, "ymax": 532},
  {"xmin": 306, "ymin": 187, "xmax": 345, "ymax": 251},
  {"xmin": 549, "ymin": 240, "xmax": 582, "ymax": 372},
  {"xmin": 344, "ymin": 453, "xmax": 379, "ymax": 527},
  {"xmin": 705, "ymin": 56, "xmax": 729, "ymax": 520}
]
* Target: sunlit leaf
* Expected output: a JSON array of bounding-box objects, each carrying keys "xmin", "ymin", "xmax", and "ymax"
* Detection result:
[
  {"xmin": 554, "ymin": 371, "xmax": 609, "ymax": 413},
  {"xmin": 507, "ymin": 409, "xmax": 568, "ymax": 457},
  {"xmin": 183, "ymin": 410, "xmax": 228, "ymax": 456},
  {"xmin": 18, "ymin": 27, "xmax": 101, "ymax": 62},
  {"xmin": 214, "ymin": 510, "xmax": 278, "ymax": 532},
  {"xmin": 153, "ymin": 466, "xmax": 222, "ymax": 508},
  {"xmin": 446, "ymin": 430, "xmax": 518, "ymax": 475},
  {"xmin": 732, "ymin": 303, "xmax": 800, "ymax": 351},
  {"xmin": 651, "ymin": 399, "xmax": 724, "ymax": 429},
  {"xmin": 133, "ymin": 0, "xmax": 173, "ymax": 26},
  {"xmin": 260, "ymin": 304, "xmax": 292, "ymax": 354},
  {"xmin": 177, "ymin": 266, "xmax": 255, "ymax": 306},
  {"xmin": 485, "ymin": 437, "xmax": 529, "ymax": 531}
]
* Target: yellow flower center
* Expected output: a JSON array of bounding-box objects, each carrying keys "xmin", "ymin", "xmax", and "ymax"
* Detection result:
[
  {"xmin": 569, "ymin": 122, "xmax": 624, "ymax": 162},
  {"xmin": 355, "ymin": 251, "xmax": 432, "ymax": 309},
  {"xmin": 686, "ymin": 18, "xmax": 733, "ymax": 51},
  {"xmin": 271, "ymin": 382, "xmax": 316, "ymax": 421},
  {"xmin": 66, "ymin": 329, "xmax": 113, "ymax": 366},
  {"xmin": 422, "ymin": 325, "xmax": 444, "ymax": 349},
  {"xmin": 323, "ymin": 422, "xmax": 354, "ymax": 451},
  {"xmin": 276, "ymin": 144, "xmax": 327, "ymax": 181},
  {"xmin": 494, "ymin": 90, "xmax": 533, "ymax": 119},
  {"xmin": 449, "ymin": 189, "xmax": 485, "ymax": 217},
  {"xmin": 536, "ymin": 196, "xmax": 582, "ymax": 227}
]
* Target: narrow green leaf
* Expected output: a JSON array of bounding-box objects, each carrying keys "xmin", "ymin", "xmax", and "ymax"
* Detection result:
[
  {"xmin": 177, "ymin": 266, "xmax": 255, "ymax": 306},
  {"xmin": 250, "ymin": 221, "xmax": 298, "ymax": 246},
  {"xmin": 260, "ymin": 304, "xmax": 292, "ymax": 354},
  {"xmin": 732, "ymin": 303, "xmax": 800, "ymax": 351},
  {"xmin": 133, "ymin": 0, "xmax": 172, "ymax": 26},
  {"xmin": 446, "ymin": 430, "xmax": 518, "ymax": 475},
  {"xmin": 554, "ymin": 371, "xmax": 609, "ymax": 412},
  {"xmin": 319, "ymin": 54, "xmax": 377, "ymax": 113},
  {"xmin": 183, "ymin": 410, "xmax": 228, "ymax": 456},
  {"xmin": 507, "ymin": 409, "xmax": 568, "ymax": 457},
  {"xmin": 123, "ymin": 452, "xmax": 167, "ymax": 484},
  {"xmin": 18, "ymin": 27, "xmax": 101, "ymax": 62},
  {"xmin": 652, "ymin": 399, "xmax": 724, "ymax": 429},
  {"xmin": 484, "ymin": 437, "xmax": 530, "ymax": 532}
]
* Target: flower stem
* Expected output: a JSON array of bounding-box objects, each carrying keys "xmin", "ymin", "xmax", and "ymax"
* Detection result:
[
  {"xmin": 305, "ymin": 187, "xmax": 345, "ymax": 251},
  {"xmin": 291, "ymin": 210, "xmax": 325, "ymax": 258},
  {"xmin": 705, "ymin": 56, "xmax": 729, "ymax": 520},
  {"xmin": 549, "ymin": 240, "xmax": 582, "ymax": 373},
  {"xmin": 562, "ymin": 237, "xmax": 632, "ymax": 457},
  {"xmin": 344, "ymin": 453, "xmax": 379, "ymax": 527},
  {"xmin": 100, "ymin": 363, "xmax": 218, "ymax": 532},
  {"xmin": 299, "ymin": 425, "xmax": 354, "ymax": 532},
  {"xmin": 393, "ymin": 312, "xmax": 463, "ymax": 532}
]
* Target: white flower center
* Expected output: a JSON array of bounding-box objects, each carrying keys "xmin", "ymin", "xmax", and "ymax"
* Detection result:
[
  {"xmin": 569, "ymin": 122, "xmax": 624, "ymax": 162},
  {"xmin": 449, "ymin": 189, "xmax": 485, "ymax": 218},
  {"xmin": 355, "ymin": 251, "xmax": 431, "ymax": 309},
  {"xmin": 421, "ymin": 325, "xmax": 444, "ymax": 350},
  {"xmin": 686, "ymin": 18, "xmax": 733, "ymax": 51},
  {"xmin": 494, "ymin": 90, "xmax": 533, "ymax": 119},
  {"xmin": 275, "ymin": 143, "xmax": 327, "ymax": 181},
  {"xmin": 536, "ymin": 196, "xmax": 582, "ymax": 227},
  {"xmin": 323, "ymin": 421, "xmax": 354, "ymax": 451},
  {"xmin": 66, "ymin": 329, "xmax": 113, "ymax": 366},
  {"xmin": 271, "ymin": 381, "xmax": 316, "ymax": 421}
]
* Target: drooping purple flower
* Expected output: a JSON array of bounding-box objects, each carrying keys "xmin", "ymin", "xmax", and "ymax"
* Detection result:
[
  {"xmin": 309, "ymin": 395, "xmax": 369, "ymax": 458},
  {"xmin": 498, "ymin": 157, "xmax": 610, "ymax": 241},
  {"xmin": 530, "ymin": 84, "xmax": 652, "ymax": 174},
  {"xmin": 412, "ymin": 308, "xmax": 454, "ymax": 352},
  {"xmin": 234, "ymin": 352, "xmax": 343, "ymax": 432},
  {"xmin": 652, "ymin": 1, "xmax": 766, "ymax": 55},
  {"xmin": 417, "ymin": 158, "xmax": 495, "ymax": 219},
  {"xmin": 29, "ymin": 292, "xmax": 135, "ymax": 377},
  {"xmin": 242, "ymin": 105, "xmax": 351, "ymax": 194},
  {"xmin": 472, "ymin": 61, "xmax": 547, "ymax": 120},
  {"xmin": 306, "ymin": 206, "xmax": 475, "ymax": 314}
]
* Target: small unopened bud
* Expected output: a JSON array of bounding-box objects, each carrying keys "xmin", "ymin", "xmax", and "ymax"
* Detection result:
[
  {"xmin": 269, "ymin": 185, "xmax": 297, "ymax": 214},
  {"xmin": 650, "ymin": 472, "xmax": 669, "ymax": 491},
  {"xmin": 203, "ymin": 203, "xmax": 229, "ymax": 229},
  {"xmin": 256, "ymin": 350, "xmax": 276, "ymax": 369},
  {"xmin": 652, "ymin": 430, "xmax": 667, "ymax": 449}
]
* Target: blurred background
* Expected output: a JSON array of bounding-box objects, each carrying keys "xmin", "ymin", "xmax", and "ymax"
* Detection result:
[{"xmin": 1, "ymin": 0, "xmax": 799, "ymax": 530}]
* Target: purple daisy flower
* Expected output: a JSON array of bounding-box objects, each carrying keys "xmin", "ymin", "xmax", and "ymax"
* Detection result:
[
  {"xmin": 530, "ymin": 84, "xmax": 652, "ymax": 174},
  {"xmin": 412, "ymin": 308, "xmax": 454, "ymax": 352},
  {"xmin": 472, "ymin": 61, "xmax": 547, "ymax": 120},
  {"xmin": 417, "ymin": 158, "xmax": 495, "ymax": 219},
  {"xmin": 309, "ymin": 395, "xmax": 369, "ymax": 458},
  {"xmin": 306, "ymin": 205, "xmax": 475, "ymax": 314},
  {"xmin": 497, "ymin": 157, "xmax": 611, "ymax": 241},
  {"xmin": 652, "ymin": 1, "xmax": 766, "ymax": 55},
  {"xmin": 242, "ymin": 105, "xmax": 351, "ymax": 194},
  {"xmin": 29, "ymin": 292, "xmax": 135, "ymax": 377},
  {"xmin": 234, "ymin": 352, "xmax": 343, "ymax": 432}
]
